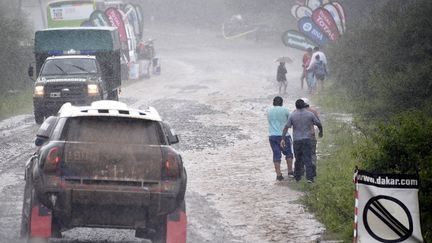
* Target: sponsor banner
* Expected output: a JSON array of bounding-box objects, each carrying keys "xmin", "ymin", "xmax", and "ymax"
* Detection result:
[
  {"xmin": 89, "ymin": 10, "xmax": 110, "ymax": 27},
  {"xmin": 306, "ymin": 0, "xmax": 322, "ymax": 11},
  {"xmin": 291, "ymin": 4, "xmax": 301, "ymax": 20},
  {"xmin": 281, "ymin": 30, "xmax": 316, "ymax": 51},
  {"xmin": 312, "ymin": 7, "xmax": 340, "ymax": 42},
  {"xmin": 296, "ymin": 6, "xmax": 313, "ymax": 19},
  {"xmin": 134, "ymin": 4, "xmax": 144, "ymax": 39},
  {"xmin": 323, "ymin": 4, "xmax": 344, "ymax": 35},
  {"xmin": 332, "ymin": 1, "xmax": 346, "ymax": 32},
  {"xmin": 297, "ymin": 17, "xmax": 328, "ymax": 46},
  {"xmin": 105, "ymin": 7, "xmax": 128, "ymax": 43},
  {"xmin": 354, "ymin": 170, "xmax": 424, "ymax": 243},
  {"xmin": 124, "ymin": 4, "xmax": 140, "ymax": 39}
]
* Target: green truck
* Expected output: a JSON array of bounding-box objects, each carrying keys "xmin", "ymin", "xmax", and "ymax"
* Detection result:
[{"xmin": 29, "ymin": 27, "xmax": 122, "ymax": 124}]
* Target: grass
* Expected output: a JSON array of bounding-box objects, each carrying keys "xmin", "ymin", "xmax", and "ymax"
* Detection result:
[
  {"xmin": 289, "ymin": 84, "xmax": 363, "ymax": 242},
  {"xmin": 0, "ymin": 88, "xmax": 33, "ymax": 121},
  {"xmin": 313, "ymin": 85, "xmax": 356, "ymax": 114}
]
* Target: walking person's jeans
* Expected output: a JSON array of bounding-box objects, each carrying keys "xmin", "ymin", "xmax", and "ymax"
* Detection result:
[
  {"xmin": 311, "ymin": 138, "xmax": 317, "ymax": 178},
  {"xmin": 306, "ymin": 71, "xmax": 315, "ymax": 92},
  {"xmin": 293, "ymin": 139, "xmax": 314, "ymax": 181}
]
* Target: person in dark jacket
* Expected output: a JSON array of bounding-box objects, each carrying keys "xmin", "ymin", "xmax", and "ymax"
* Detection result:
[
  {"xmin": 277, "ymin": 62, "xmax": 287, "ymax": 94},
  {"xmin": 281, "ymin": 99, "xmax": 323, "ymax": 183}
]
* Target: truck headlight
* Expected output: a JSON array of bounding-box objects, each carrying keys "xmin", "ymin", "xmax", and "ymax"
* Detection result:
[
  {"xmin": 34, "ymin": 86, "xmax": 44, "ymax": 97},
  {"xmin": 87, "ymin": 84, "xmax": 99, "ymax": 96}
]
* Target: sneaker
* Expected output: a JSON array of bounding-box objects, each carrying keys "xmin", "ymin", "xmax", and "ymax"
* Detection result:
[
  {"xmin": 288, "ymin": 172, "xmax": 295, "ymax": 178},
  {"xmin": 276, "ymin": 175, "xmax": 284, "ymax": 181},
  {"xmin": 307, "ymin": 179, "xmax": 314, "ymax": 183}
]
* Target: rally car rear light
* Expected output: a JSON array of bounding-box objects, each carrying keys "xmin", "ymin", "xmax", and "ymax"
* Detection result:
[
  {"xmin": 164, "ymin": 154, "xmax": 179, "ymax": 179},
  {"xmin": 44, "ymin": 147, "xmax": 61, "ymax": 173},
  {"xmin": 162, "ymin": 148, "xmax": 181, "ymax": 180}
]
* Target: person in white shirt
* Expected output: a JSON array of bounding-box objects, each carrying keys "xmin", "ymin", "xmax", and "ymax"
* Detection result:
[
  {"xmin": 307, "ymin": 46, "xmax": 327, "ymax": 70},
  {"xmin": 306, "ymin": 46, "xmax": 328, "ymax": 93}
]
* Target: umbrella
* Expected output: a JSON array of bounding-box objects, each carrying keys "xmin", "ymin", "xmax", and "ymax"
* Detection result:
[{"xmin": 274, "ymin": 56, "xmax": 293, "ymax": 63}]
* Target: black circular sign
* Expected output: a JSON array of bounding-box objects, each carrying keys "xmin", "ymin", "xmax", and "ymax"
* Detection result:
[{"xmin": 363, "ymin": 195, "xmax": 413, "ymax": 242}]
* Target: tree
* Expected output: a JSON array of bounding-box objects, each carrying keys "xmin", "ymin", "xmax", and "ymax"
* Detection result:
[{"xmin": 0, "ymin": 1, "xmax": 32, "ymax": 94}]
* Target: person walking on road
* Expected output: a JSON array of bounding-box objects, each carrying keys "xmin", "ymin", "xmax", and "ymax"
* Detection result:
[
  {"xmin": 311, "ymin": 55, "xmax": 328, "ymax": 92},
  {"xmin": 276, "ymin": 62, "xmax": 288, "ymax": 94},
  {"xmin": 308, "ymin": 46, "xmax": 328, "ymax": 68},
  {"xmin": 300, "ymin": 48, "xmax": 313, "ymax": 90},
  {"xmin": 307, "ymin": 46, "xmax": 328, "ymax": 92},
  {"xmin": 267, "ymin": 96, "xmax": 294, "ymax": 181},
  {"xmin": 281, "ymin": 99, "xmax": 323, "ymax": 183},
  {"xmin": 301, "ymin": 98, "xmax": 320, "ymax": 179}
]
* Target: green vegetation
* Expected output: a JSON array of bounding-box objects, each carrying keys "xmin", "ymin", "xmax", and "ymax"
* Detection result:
[
  {"xmin": 290, "ymin": 91, "xmax": 360, "ymax": 242},
  {"xmin": 0, "ymin": 89, "xmax": 33, "ymax": 120},
  {"xmin": 295, "ymin": 0, "xmax": 432, "ymax": 242},
  {"xmin": 0, "ymin": 2, "xmax": 33, "ymax": 120},
  {"xmin": 306, "ymin": 123, "xmax": 357, "ymax": 241}
]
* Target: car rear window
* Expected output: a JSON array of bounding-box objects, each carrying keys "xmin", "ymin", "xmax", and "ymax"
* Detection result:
[{"xmin": 61, "ymin": 116, "xmax": 164, "ymax": 145}]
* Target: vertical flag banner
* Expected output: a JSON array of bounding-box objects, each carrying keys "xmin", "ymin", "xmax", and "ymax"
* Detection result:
[
  {"xmin": 323, "ymin": 4, "xmax": 344, "ymax": 35},
  {"xmin": 296, "ymin": 6, "xmax": 313, "ymax": 19},
  {"xmin": 89, "ymin": 10, "xmax": 110, "ymax": 27},
  {"xmin": 332, "ymin": 2, "xmax": 346, "ymax": 32},
  {"xmin": 297, "ymin": 17, "xmax": 329, "ymax": 46},
  {"xmin": 311, "ymin": 7, "xmax": 340, "ymax": 42},
  {"xmin": 354, "ymin": 170, "xmax": 424, "ymax": 243},
  {"xmin": 134, "ymin": 4, "xmax": 144, "ymax": 39},
  {"xmin": 105, "ymin": 7, "xmax": 128, "ymax": 44},
  {"xmin": 306, "ymin": 0, "xmax": 322, "ymax": 11},
  {"xmin": 291, "ymin": 4, "xmax": 301, "ymax": 20},
  {"xmin": 282, "ymin": 30, "xmax": 316, "ymax": 51},
  {"xmin": 124, "ymin": 4, "xmax": 141, "ymax": 39},
  {"xmin": 283, "ymin": 1, "xmax": 346, "ymax": 47}
]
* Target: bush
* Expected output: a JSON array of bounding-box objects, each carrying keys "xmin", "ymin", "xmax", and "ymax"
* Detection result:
[{"xmin": 329, "ymin": 0, "xmax": 432, "ymax": 121}]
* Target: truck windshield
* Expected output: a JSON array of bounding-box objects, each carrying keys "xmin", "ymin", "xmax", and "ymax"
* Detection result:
[
  {"xmin": 40, "ymin": 58, "xmax": 99, "ymax": 76},
  {"xmin": 61, "ymin": 116, "xmax": 163, "ymax": 145}
]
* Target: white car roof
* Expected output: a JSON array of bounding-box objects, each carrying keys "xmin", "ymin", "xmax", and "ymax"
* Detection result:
[
  {"xmin": 46, "ymin": 55, "xmax": 96, "ymax": 60},
  {"xmin": 39, "ymin": 26, "xmax": 117, "ymax": 32},
  {"xmin": 57, "ymin": 101, "xmax": 162, "ymax": 122}
]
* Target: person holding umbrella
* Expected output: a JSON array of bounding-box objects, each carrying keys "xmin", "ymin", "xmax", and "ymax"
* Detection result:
[
  {"xmin": 274, "ymin": 56, "xmax": 293, "ymax": 94},
  {"xmin": 277, "ymin": 62, "xmax": 288, "ymax": 94}
]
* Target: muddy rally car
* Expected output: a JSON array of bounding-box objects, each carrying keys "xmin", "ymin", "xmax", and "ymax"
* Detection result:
[{"xmin": 20, "ymin": 101, "xmax": 187, "ymax": 243}]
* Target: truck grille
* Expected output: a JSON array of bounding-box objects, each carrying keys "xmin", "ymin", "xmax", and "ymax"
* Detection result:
[
  {"xmin": 65, "ymin": 178, "xmax": 159, "ymax": 187},
  {"xmin": 44, "ymin": 82, "xmax": 87, "ymax": 98}
]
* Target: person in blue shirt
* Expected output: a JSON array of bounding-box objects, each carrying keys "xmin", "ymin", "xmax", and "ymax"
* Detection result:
[{"xmin": 267, "ymin": 96, "xmax": 294, "ymax": 181}]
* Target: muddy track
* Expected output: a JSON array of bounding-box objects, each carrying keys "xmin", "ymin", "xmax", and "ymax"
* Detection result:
[{"xmin": 0, "ymin": 24, "xmax": 324, "ymax": 242}]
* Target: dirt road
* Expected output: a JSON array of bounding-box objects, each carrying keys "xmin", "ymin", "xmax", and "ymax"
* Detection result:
[{"xmin": 0, "ymin": 24, "xmax": 324, "ymax": 242}]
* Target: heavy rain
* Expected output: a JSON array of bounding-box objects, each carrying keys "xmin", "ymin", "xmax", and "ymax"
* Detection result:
[{"xmin": 0, "ymin": 0, "xmax": 431, "ymax": 243}]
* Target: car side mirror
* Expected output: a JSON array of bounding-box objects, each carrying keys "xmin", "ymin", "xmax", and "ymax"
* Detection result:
[
  {"xmin": 167, "ymin": 134, "xmax": 179, "ymax": 145},
  {"xmin": 28, "ymin": 65, "xmax": 34, "ymax": 77},
  {"xmin": 35, "ymin": 135, "xmax": 48, "ymax": 146},
  {"xmin": 162, "ymin": 122, "xmax": 179, "ymax": 144}
]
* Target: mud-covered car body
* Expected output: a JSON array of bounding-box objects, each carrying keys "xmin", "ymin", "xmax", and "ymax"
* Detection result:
[{"xmin": 21, "ymin": 101, "xmax": 187, "ymax": 241}]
